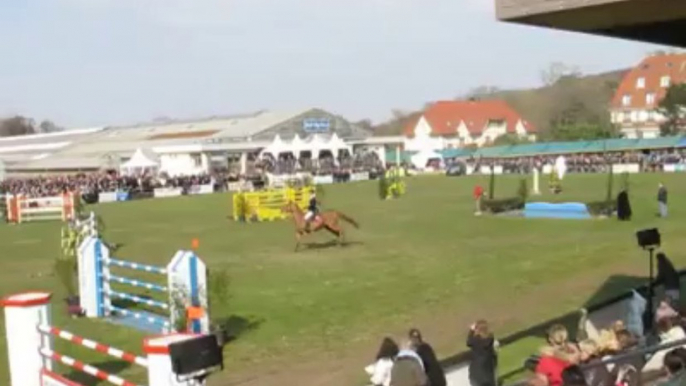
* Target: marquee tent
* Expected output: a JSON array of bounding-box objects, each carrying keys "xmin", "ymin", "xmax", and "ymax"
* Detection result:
[{"xmin": 119, "ymin": 148, "xmax": 159, "ymax": 176}]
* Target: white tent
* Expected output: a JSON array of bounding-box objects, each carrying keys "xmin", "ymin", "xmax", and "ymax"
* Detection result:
[
  {"xmin": 120, "ymin": 148, "xmax": 159, "ymax": 176},
  {"xmin": 0, "ymin": 159, "xmax": 5, "ymax": 181},
  {"xmin": 410, "ymin": 149, "xmax": 443, "ymax": 170}
]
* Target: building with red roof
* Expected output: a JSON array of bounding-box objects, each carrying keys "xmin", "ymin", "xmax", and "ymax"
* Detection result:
[
  {"xmin": 403, "ymin": 100, "xmax": 536, "ymax": 150},
  {"xmin": 610, "ymin": 53, "xmax": 686, "ymax": 139}
]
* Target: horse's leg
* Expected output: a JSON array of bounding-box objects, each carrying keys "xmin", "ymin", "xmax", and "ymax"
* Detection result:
[{"xmin": 295, "ymin": 231, "xmax": 302, "ymax": 252}]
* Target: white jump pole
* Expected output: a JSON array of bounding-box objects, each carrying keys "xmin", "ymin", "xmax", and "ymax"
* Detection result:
[
  {"xmin": 2, "ymin": 292, "xmax": 203, "ymax": 386},
  {"xmin": 532, "ymin": 168, "xmax": 541, "ymax": 195},
  {"xmin": 1, "ymin": 292, "xmax": 53, "ymax": 386}
]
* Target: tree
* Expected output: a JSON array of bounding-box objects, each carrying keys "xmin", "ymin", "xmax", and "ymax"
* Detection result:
[
  {"xmin": 39, "ymin": 120, "xmax": 62, "ymax": 133},
  {"xmin": 464, "ymin": 86, "xmax": 501, "ymax": 100},
  {"xmin": 489, "ymin": 133, "xmax": 532, "ymax": 147},
  {"xmin": 657, "ymin": 83, "xmax": 686, "ymax": 136},
  {"xmin": 546, "ymin": 123, "xmax": 617, "ymax": 142},
  {"xmin": 354, "ymin": 119, "xmax": 373, "ymax": 131},
  {"xmin": 540, "ymin": 62, "xmax": 581, "ymax": 86},
  {"xmin": 0, "ymin": 116, "xmax": 36, "ymax": 137}
]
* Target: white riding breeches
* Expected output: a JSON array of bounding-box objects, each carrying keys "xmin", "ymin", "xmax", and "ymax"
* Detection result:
[{"xmin": 304, "ymin": 211, "xmax": 315, "ymax": 221}]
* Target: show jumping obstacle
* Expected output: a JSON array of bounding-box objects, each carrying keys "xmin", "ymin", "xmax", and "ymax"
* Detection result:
[
  {"xmin": 4, "ymin": 192, "xmax": 78, "ymax": 223},
  {"xmin": 78, "ymin": 236, "xmax": 209, "ymax": 334},
  {"xmin": 2, "ymin": 292, "xmax": 202, "ymax": 386},
  {"xmin": 232, "ymin": 186, "xmax": 313, "ymax": 222}
]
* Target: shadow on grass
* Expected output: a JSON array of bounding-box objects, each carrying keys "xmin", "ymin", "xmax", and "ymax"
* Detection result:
[
  {"xmin": 441, "ymin": 274, "xmax": 649, "ymax": 384},
  {"xmin": 215, "ymin": 315, "xmax": 264, "ymax": 343},
  {"xmin": 64, "ymin": 360, "xmax": 132, "ymax": 385},
  {"xmin": 304, "ymin": 240, "xmax": 364, "ymax": 250}
]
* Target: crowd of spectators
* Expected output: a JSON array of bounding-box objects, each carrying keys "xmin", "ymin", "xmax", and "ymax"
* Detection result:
[
  {"xmin": 367, "ymin": 253, "xmax": 686, "ymax": 386},
  {"xmin": 458, "ymin": 149, "xmax": 686, "ymax": 175},
  {"xmin": 0, "ymin": 172, "xmax": 216, "ymax": 198},
  {"xmin": 254, "ymin": 151, "xmax": 383, "ymax": 176}
]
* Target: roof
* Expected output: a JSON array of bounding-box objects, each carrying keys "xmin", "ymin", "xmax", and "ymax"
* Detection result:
[
  {"xmin": 611, "ymin": 54, "xmax": 686, "ymax": 110},
  {"xmin": 404, "ymin": 100, "xmax": 536, "ymax": 137}
]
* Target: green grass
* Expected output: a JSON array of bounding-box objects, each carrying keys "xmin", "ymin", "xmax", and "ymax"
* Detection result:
[{"xmin": 0, "ymin": 173, "xmax": 684, "ymax": 385}]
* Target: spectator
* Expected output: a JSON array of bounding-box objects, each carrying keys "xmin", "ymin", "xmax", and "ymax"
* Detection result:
[
  {"xmin": 561, "ymin": 365, "xmax": 589, "ymax": 386},
  {"xmin": 576, "ymin": 340, "xmax": 612, "ymax": 386},
  {"xmin": 365, "ymin": 337, "xmax": 399, "ymax": 386},
  {"xmin": 409, "ymin": 328, "xmax": 446, "ymax": 386},
  {"xmin": 656, "ymin": 253, "xmax": 681, "ymax": 305},
  {"xmin": 541, "ymin": 324, "xmax": 581, "ymax": 364},
  {"xmin": 659, "ymin": 348, "xmax": 686, "ymax": 386},
  {"xmin": 468, "ymin": 320, "xmax": 499, "ymax": 386},
  {"xmin": 390, "ymin": 339, "xmax": 428, "ymax": 386},
  {"xmin": 658, "ymin": 183, "xmax": 668, "ymax": 218},
  {"xmin": 643, "ymin": 314, "xmax": 686, "ymax": 373}
]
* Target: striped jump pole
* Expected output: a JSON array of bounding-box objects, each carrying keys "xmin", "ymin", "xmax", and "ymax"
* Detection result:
[
  {"xmin": 78, "ymin": 236, "xmax": 209, "ymax": 334},
  {"xmin": 2, "ymin": 292, "xmax": 205, "ymax": 386},
  {"xmin": 40, "ymin": 347, "xmax": 141, "ymax": 386},
  {"xmin": 37, "ymin": 324, "xmax": 148, "ymax": 367}
]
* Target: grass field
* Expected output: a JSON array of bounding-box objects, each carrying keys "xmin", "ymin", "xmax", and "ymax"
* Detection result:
[{"xmin": 1, "ymin": 173, "xmax": 685, "ymax": 386}]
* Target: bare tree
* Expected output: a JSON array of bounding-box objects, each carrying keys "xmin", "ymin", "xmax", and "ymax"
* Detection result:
[
  {"xmin": 0, "ymin": 116, "xmax": 37, "ymax": 137},
  {"xmin": 540, "ymin": 62, "xmax": 581, "ymax": 86},
  {"xmin": 38, "ymin": 120, "xmax": 62, "ymax": 133}
]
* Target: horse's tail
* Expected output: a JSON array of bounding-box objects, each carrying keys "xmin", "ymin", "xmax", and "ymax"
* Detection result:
[{"xmin": 336, "ymin": 211, "xmax": 360, "ymax": 229}]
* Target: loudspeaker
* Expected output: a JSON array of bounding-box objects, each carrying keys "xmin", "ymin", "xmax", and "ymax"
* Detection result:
[
  {"xmin": 169, "ymin": 335, "xmax": 223, "ymax": 376},
  {"xmin": 636, "ymin": 228, "xmax": 660, "ymax": 249}
]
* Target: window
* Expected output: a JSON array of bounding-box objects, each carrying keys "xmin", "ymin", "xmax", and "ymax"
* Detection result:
[
  {"xmin": 661, "ymin": 76, "xmax": 671, "ymax": 87},
  {"xmin": 636, "ymin": 77, "xmax": 645, "ymax": 89},
  {"xmin": 622, "ymin": 95, "xmax": 632, "ymax": 106},
  {"xmin": 646, "ymin": 93, "xmax": 656, "ymax": 105},
  {"xmin": 191, "ymin": 153, "xmax": 202, "ymax": 167}
]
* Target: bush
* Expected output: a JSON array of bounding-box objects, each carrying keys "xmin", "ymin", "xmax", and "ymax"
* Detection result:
[
  {"xmin": 586, "ymin": 200, "xmax": 616, "ymax": 216},
  {"xmin": 482, "ymin": 197, "xmax": 525, "ymax": 213},
  {"xmin": 517, "ymin": 178, "xmax": 528, "ymax": 202}
]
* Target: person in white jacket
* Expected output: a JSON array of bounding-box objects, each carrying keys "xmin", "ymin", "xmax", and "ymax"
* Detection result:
[{"xmin": 366, "ymin": 337, "xmax": 399, "ymax": 386}]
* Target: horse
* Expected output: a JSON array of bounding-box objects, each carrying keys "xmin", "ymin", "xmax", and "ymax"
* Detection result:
[{"xmin": 281, "ymin": 201, "xmax": 359, "ymax": 251}]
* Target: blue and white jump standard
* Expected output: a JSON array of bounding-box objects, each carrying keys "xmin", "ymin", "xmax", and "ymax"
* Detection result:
[{"xmin": 77, "ymin": 236, "xmax": 209, "ymax": 334}]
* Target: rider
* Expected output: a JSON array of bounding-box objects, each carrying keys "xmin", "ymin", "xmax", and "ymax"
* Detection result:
[{"xmin": 304, "ymin": 191, "xmax": 319, "ymax": 232}]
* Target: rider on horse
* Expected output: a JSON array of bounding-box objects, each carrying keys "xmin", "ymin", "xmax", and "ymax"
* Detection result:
[{"xmin": 304, "ymin": 191, "xmax": 319, "ymax": 232}]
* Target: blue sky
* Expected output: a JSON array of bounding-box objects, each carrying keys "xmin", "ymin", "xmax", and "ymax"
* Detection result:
[{"xmin": 0, "ymin": 0, "xmax": 667, "ymax": 128}]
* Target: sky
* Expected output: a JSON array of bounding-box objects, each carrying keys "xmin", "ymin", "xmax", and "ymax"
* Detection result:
[{"xmin": 0, "ymin": 0, "xmax": 669, "ymax": 128}]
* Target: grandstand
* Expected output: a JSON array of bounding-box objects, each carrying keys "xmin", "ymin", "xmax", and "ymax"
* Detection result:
[{"xmin": 0, "ymin": 109, "xmax": 375, "ymax": 176}]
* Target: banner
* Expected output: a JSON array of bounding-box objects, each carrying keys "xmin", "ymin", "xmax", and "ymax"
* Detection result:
[
  {"xmin": 153, "ymin": 187, "xmax": 183, "ymax": 198},
  {"xmin": 611, "ymin": 163, "xmax": 640, "ymax": 174},
  {"xmin": 98, "ymin": 191, "xmax": 130, "ymax": 203},
  {"xmin": 350, "ymin": 172, "xmax": 370, "ymax": 182},
  {"xmin": 312, "ymin": 175, "xmax": 334, "ymax": 185},
  {"xmin": 188, "ymin": 184, "xmax": 214, "ymax": 195},
  {"xmin": 664, "ymin": 164, "xmax": 686, "ymax": 173}
]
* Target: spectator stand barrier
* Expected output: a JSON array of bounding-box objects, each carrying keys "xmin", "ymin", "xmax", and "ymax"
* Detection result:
[
  {"xmin": 1, "ymin": 292, "xmax": 203, "ymax": 386},
  {"xmin": 232, "ymin": 186, "xmax": 313, "ymax": 222},
  {"xmin": 78, "ymin": 236, "xmax": 209, "ymax": 334},
  {"xmin": 4, "ymin": 192, "xmax": 78, "ymax": 224}
]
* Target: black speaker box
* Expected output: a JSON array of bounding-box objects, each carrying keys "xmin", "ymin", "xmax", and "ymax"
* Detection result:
[
  {"xmin": 169, "ymin": 335, "xmax": 223, "ymax": 376},
  {"xmin": 636, "ymin": 228, "xmax": 660, "ymax": 248}
]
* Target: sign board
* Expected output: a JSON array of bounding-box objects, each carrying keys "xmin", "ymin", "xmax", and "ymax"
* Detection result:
[
  {"xmin": 303, "ymin": 118, "xmax": 331, "ymax": 133},
  {"xmin": 188, "ymin": 184, "xmax": 214, "ymax": 195},
  {"xmin": 153, "ymin": 187, "xmax": 184, "ymax": 198}
]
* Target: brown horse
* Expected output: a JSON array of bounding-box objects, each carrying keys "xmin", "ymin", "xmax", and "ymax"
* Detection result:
[{"xmin": 282, "ymin": 201, "xmax": 359, "ymax": 251}]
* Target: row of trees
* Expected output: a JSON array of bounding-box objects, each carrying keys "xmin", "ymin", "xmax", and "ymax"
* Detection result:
[{"xmin": 0, "ymin": 116, "xmax": 62, "ymax": 137}]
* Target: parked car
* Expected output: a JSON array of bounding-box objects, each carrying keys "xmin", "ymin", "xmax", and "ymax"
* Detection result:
[{"xmin": 446, "ymin": 162, "xmax": 467, "ymax": 177}]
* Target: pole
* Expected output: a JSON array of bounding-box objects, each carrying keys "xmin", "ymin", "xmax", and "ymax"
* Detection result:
[{"xmin": 646, "ymin": 247, "xmax": 655, "ymax": 330}]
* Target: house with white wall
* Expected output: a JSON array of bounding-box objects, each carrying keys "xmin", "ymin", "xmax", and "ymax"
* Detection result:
[
  {"xmin": 403, "ymin": 100, "xmax": 536, "ymax": 152},
  {"xmin": 610, "ymin": 53, "xmax": 686, "ymax": 139}
]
